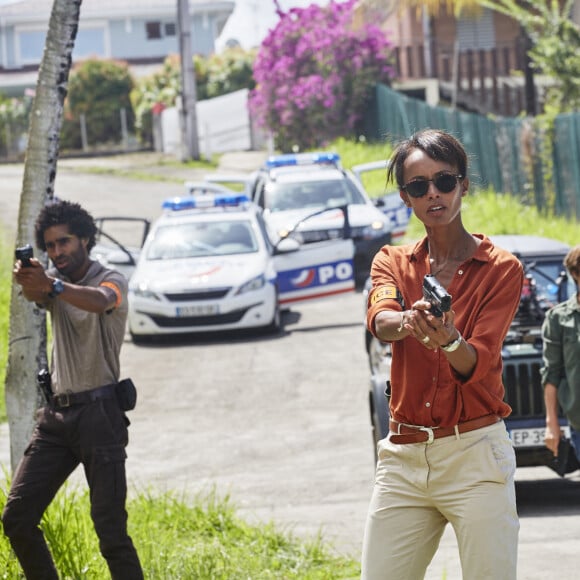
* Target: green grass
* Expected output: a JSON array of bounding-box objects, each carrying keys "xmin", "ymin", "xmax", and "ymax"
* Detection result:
[
  {"xmin": 0, "ymin": 481, "xmax": 359, "ymax": 579},
  {"xmin": 65, "ymin": 166, "xmax": 187, "ymax": 183},
  {"xmin": 60, "ymin": 153, "xmax": 218, "ymax": 183},
  {"xmin": 0, "ymin": 232, "xmax": 11, "ymax": 423},
  {"xmin": 325, "ymin": 137, "xmax": 393, "ymax": 196}
]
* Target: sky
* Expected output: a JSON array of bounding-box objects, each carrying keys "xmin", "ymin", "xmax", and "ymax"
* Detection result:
[{"xmin": 216, "ymin": 0, "xmax": 329, "ymax": 51}]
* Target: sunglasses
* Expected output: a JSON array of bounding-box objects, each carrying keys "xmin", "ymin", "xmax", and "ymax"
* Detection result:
[{"xmin": 402, "ymin": 173, "xmax": 463, "ymax": 198}]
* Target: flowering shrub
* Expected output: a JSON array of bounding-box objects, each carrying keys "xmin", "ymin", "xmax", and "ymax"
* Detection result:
[{"xmin": 249, "ymin": 0, "xmax": 395, "ymax": 150}]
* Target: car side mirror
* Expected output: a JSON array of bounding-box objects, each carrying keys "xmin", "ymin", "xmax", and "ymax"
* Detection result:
[
  {"xmin": 275, "ymin": 237, "xmax": 301, "ymax": 254},
  {"xmin": 105, "ymin": 250, "xmax": 134, "ymax": 265}
]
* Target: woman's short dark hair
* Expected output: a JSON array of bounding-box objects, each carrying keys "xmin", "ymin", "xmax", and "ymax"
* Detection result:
[
  {"xmin": 386, "ymin": 129, "xmax": 468, "ymax": 189},
  {"xmin": 35, "ymin": 200, "xmax": 97, "ymax": 252},
  {"xmin": 564, "ymin": 245, "xmax": 580, "ymax": 278}
]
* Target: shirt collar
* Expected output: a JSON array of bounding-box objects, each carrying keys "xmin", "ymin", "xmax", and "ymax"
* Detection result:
[
  {"xmin": 565, "ymin": 293, "xmax": 580, "ymax": 312},
  {"xmin": 408, "ymin": 233, "xmax": 492, "ymax": 264}
]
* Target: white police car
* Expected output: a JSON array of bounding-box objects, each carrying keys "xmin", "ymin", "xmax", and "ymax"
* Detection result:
[
  {"xmin": 206, "ymin": 152, "xmax": 394, "ymax": 287},
  {"xmin": 127, "ymin": 191, "xmax": 355, "ymax": 341}
]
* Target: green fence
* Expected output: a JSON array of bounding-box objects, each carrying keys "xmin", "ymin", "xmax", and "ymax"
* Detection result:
[{"xmin": 365, "ymin": 83, "xmax": 579, "ymax": 220}]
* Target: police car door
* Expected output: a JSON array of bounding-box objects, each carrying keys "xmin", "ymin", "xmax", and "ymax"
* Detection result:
[
  {"xmin": 351, "ymin": 160, "xmax": 412, "ymax": 243},
  {"xmin": 274, "ymin": 238, "xmax": 355, "ymax": 305}
]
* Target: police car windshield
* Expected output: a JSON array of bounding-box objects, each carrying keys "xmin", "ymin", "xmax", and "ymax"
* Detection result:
[
  {"xmin": 265, "ymin": 179, "xmax": 366, "ymax": 212},
  {"xmin": 147, "ymin": 220, "xmax": 258, "ymax": 260}
]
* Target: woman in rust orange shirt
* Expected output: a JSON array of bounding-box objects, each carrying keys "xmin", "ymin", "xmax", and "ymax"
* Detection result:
[{"xmin": 361, "ymin": 129, "xmax": 523, "ymax": 580}]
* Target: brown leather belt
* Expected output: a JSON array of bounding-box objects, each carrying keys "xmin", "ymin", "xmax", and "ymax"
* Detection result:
[
  {"xmin": 389, "ymin": 414, "xmax": 501, "ymax": 445},
  {"xmin": 51, "ymin": 383, "xmax": 117, "ymax": 409}
]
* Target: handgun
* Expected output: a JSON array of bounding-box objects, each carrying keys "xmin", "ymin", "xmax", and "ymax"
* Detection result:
[
  {"xmin": 423, "ymin": 274, "xmax": 452, "ymax": 318},
  {"xmin": 37, "ymin": 368, "xmax": 53, "ymax": 404},
  {"xmin": 15, "ymin": 244, "xmax": 34, "ymax": 267}
]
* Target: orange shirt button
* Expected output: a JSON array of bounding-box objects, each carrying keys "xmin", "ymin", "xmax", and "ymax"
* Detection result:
[{"xmin": 425, "ymin": 402, "xmax": 431, "ymax": 407}]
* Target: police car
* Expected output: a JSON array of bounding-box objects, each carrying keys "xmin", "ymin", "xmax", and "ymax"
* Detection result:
[
  {"xmin": 207, "ymin": 152, "xmax": 394, "ymax": 287},
  {"xmin": 127, "ymin": 190, "xmax": 355, "ymax": 341}
]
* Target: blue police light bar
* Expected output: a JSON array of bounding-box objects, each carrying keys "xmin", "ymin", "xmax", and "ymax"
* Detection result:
[
  {"xmin": 162, "ymin": 193, "xmax": 251, "ymax": 211},
  {"xmin": 265, "ymin": 152, "xmax": 341, "ymax": 169}
]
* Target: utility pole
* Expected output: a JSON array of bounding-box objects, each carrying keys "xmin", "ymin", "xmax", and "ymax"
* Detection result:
[
  {"xmin": 177, "ymin": 0, "xmax": 200, "ymax": 160},
  {"xmin": 521, "ymin": 31, "xmax": 537, "ymax": 116}
]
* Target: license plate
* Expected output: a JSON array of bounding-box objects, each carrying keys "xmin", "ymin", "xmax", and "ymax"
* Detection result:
[
  {"xmin": 176, "ymin": 304, "xmax": 219, "ymax": 317},
  {"xmin": 509, "ymin": 426, "xmax": 571, "ymax": 447}
]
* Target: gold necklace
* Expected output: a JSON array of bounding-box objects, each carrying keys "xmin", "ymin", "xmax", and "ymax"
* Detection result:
[{"xmin": 430, "ymin": 261, "xmax": 447, "ymax": 277}]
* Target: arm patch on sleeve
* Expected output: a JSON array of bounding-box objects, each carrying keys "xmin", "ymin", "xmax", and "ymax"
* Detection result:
[
  {"xmin": 370, "ymin": 284, "xmax": 399, "ymax": 305},
  {"xmin": 100, "ymin": 281, "xmax": 123, "ymax": 309}
]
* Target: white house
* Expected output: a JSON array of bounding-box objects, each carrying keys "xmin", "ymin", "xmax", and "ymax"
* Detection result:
[{"xmin": 0, "ymin": 0, "xmax": 234, "ymax": 95}]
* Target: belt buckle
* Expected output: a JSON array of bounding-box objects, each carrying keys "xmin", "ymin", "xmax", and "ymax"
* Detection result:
[
  {"xmin": 419, "ymin": 426, "xmax": 435, "ymax": 444},
  {"xmin": 55, "ymin": 392, "xmax": 71, "ymax": 408}
]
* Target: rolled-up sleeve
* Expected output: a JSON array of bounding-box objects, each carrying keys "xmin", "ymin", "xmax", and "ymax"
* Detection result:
[{"xmin": 540, "ymin": 310, "xmax": 564, "ymax": 387}]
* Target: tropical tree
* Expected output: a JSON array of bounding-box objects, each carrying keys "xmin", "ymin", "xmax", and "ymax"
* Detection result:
[
  {"xmin": 249, "ymin": 0, "xmax": 395, "ymax": 151},
  {"xmin": 6, "ymin": 0, "xmax": 80, "ymax": 470},
  {"xmin": 479, "ymin": 0, "xmax": 580, "ymax": 112},
  {"xmin": 354, "ymin": 0, "xmax": 483, "ymax": 19},
  {"xmin": 357, "ymin": 0, "xmax": 580, "ymax": 114}
]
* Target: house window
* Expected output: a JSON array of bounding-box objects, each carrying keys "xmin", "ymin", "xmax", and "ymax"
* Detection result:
[
  {"xmin": 457, "ymin": 8, "xmax": 496, "ymax": 51},
  {"xmin": 18, "ymin": 30, "xmax": 46, "ymax": 63},
  {"xmin": 146, "ymin": 21, "xmax": 162, "ymax": 40},
  {"xmin": 164, "ymin": 22, "xmax": 176, "ymax": 37},
  {"xmin": 75, "ymin": 28, "xmax": 106, "ymax": 58}
]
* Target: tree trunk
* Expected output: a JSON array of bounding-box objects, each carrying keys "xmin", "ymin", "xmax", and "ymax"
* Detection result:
[{"xmin": 5, "ymin": 0, "xmax": 81, "ymax": 471}]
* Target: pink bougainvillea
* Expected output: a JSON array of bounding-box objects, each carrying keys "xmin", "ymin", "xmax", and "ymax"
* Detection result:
[{"xmin": 249, "ymin": 0, "xmax": 395, "ymax": 150}]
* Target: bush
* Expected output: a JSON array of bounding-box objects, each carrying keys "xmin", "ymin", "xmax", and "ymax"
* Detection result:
[
  {"xmin": 249, "ymin": 0, "xmax": 395, "ymax": 151},
  {"xmin": 61, "ymin": 59, "xmax": 136, "ymax": 150}
]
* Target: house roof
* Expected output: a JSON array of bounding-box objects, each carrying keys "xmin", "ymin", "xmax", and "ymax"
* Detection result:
[{"xmin": 0, "ymin": 0, "xmax": 235, "ymax": 22}]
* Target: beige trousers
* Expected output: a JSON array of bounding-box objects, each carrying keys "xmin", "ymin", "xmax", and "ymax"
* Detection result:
[{"xmin": 361, "ymin": 421, "xmax": 519, "ymax": 580}]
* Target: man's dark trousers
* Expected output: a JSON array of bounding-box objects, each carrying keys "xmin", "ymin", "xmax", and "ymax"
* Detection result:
[{"xmin": 2, "ymin": 397, "xmax": 143, "ymax": 580}]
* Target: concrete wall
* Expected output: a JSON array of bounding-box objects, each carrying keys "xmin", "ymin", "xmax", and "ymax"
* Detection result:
[{"xmin": 159, "ymin": 89, "xmax": 266, "ymax": 158}]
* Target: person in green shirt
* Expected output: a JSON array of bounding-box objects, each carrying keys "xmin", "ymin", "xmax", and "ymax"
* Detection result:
[{"xmin": 542, "ymin": 245, "xmax": 580, "ymax": 461}]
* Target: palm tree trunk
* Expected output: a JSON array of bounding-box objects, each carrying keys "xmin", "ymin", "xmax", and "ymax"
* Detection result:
[{"xmin": 5, "ymin": 0, "xmax": 82, "ymax": 471}]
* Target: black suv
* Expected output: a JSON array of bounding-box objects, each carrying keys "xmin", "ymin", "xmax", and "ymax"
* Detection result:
[{"xmin": 364, "ymin": 235, "xmax": 578, "ymax": 475}]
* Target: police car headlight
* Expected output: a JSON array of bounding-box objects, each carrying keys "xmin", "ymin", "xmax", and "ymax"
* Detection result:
[
  {"xmin": 131, "ymin": 284, "xmax": 162, "ymax": 301},
  {"xmin": 355, "ymin": 221, "xmax": 389, "ymax": 240},
  {"xmin": 236, "ymin": 274, "xmax": 266, "ymax": 295}
]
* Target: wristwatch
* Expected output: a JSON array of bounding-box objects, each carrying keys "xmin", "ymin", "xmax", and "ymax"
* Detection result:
[
  {"xmin": 441, "ymin": 334, "xmax": 463, "ymax": 353},
  {"xmin": 48, "ymin": 278, "xmax": 65, "ymax": 298}
]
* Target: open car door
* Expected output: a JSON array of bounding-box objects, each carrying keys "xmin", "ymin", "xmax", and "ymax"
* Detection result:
[
  {"xmin": 92, "ymin": 217, "xmax": 150, "ymax": 281},
  {"xmin": 351, "ymin": 159, "xmax": 412, "ymax": 243}
]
